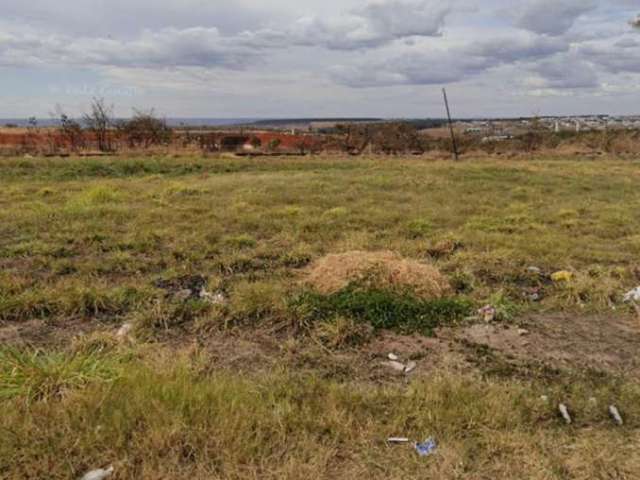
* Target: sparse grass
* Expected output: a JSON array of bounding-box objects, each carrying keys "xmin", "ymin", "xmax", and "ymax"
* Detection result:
[
  {"xmin": 2, "ymin": 353, "xmax": 640, "ymax": 479},
  {"xmin": 2, "ymin": 154, "xmax": 640, "ymax": 478}
]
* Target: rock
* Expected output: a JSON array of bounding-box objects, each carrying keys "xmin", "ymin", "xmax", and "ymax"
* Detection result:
[
  {"xmin": 387, "ymin": 353, "xmax": 399, "ymax": 361},
  {"xmin": 81, "ymin": 466, "xmax": 114, "ymax": 480},
  {"xmin": 517, "ymin": 328, "xmax": 529, "ymax": 336}
]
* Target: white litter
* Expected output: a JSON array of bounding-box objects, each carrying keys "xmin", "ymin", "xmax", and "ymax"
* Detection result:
[
  {"xmin": 387, "ymin": 437, "xmax": 410, "ymax": 444},
  {"xmin": 116, "ymin": 323, "xmax": 133, "ymax": 338},
  {"xmin": 623, "ymin": 287, "xmax": 640, "ymax": 303},
  {"xmin": 609, "ymin": 405, "xmax": 624, "ymax": 426},
  {"xmin": 81, "ymin": 466, "xmax": 114, "ymax": 480},
  {"xmin": 404, "ymin": 361, "xmax": 417, "ymax": 374},
  {"xmin": 559, "ymin": 404, "xmax": 572, "ymax": 424},
  {"xmin": 382, "ymin": 360, "xmax": 406, "ymax": 373},
  {"xmin": 388, "ymin": 353, "xmax": 399, "ymax": 361},
  {"xmin": 200, "ymin": 289, "xmax": 227, "ymax": 305}
]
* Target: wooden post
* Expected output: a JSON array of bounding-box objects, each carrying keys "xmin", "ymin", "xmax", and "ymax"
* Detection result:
[{"xmin": 442, "ymin": 88, "xmax": 459, "ymax": 161}]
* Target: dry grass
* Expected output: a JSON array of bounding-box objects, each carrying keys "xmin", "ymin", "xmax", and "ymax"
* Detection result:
[
  {"xmin": 1, "ymin": 154, "xmax": 640, "ymax": 478},
  {"xmin": 305, "ymin": 250, "xmax": 451, "ymax": 298}
]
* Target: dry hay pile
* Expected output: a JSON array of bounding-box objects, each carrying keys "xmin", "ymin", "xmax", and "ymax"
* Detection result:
[{"xmin": 304, "ymin": 250, "xmax": 451, "ymax": 298}]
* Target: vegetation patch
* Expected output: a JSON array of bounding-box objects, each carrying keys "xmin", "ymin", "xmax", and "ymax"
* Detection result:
[
  {"xmin": 0, "ymin": 348, "xmax": 120, "ymax": 403},
  {"xmin": 293, "ymin": 286, "xmax": 472, "ymax": 335}
]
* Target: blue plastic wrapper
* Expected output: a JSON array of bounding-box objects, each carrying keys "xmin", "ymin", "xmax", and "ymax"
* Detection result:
[{"xmin": 415, "ymin": 437, "xmax": 437, "ymax": 457}]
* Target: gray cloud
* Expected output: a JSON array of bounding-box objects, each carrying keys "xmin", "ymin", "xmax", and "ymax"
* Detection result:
[
  {"xmin": 288, "ymin": 0, "xmax": 451, "ymax": 50},
  {"xmin": 0, "ymin": 26, "xmax": 267, "ymax": 69},
  {"xmin": 331, "ymin": 34, "xmax": 569, "ymax": 87},
  {"xmin": 528, "ymin": 56, "xmax": 599, "ymax": 89},
  {"xmin": 514, "ymin": 0, "xmax": 597, "ymax": 36}
]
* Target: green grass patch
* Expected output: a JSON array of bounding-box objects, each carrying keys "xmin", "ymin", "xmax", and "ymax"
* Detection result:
[
  {"xmin": 0, "ymin": 348, "xmax": 121, "ymax": 403},
  {"xmin": 293, "ymin": 286, "xmax": 472, "ymax": 335}
]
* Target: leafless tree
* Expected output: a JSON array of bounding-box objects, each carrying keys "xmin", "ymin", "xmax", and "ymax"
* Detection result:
[
  {"xmin": 54, "ymin": 105, "xmax": 85, "ymax": 152},
  {"xmin": 118, "ymin": 109, "xmax": 172, "ymax": 148},
  {"xmin": 83, "ymin": 97, "xmax": 114, "ymax": 152}
]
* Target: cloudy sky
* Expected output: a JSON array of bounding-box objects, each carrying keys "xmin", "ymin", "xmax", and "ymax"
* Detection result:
[{"xmin": 1, "ymin": 0, "xmax": 639, "ymax": 118}]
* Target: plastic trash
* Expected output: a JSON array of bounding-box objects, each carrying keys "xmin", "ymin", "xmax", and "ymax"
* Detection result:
[
  {"xmin": 558, "ymin": 403, "xmax": 572, "ymax": 424},
  {"xmin": 81, "ymin": 466, "xmax": 114, "ymax": 480},
  {"xmin": 383, "ymin": 360, "xmax": 406, "ymax": 372},
  {"xmin": 478, "ymin": 305, "xmax": 496, "ymax": 322},
  {"xmin": 387, "ymin": 437, "xmax": 410, "ymax": 444},
  {"xmin": 623, "ymin": 287, "xmax": 640, "ymax": 303},
  {"xmin": 404, "ymin": 361, "xmax": 417, "ymax": 374},
  {"xmin": 116, "ymin": 323, "xmax": 133, "ymax": 338},
  {"xmin": 200, "ymin": 289, "xmax": 227, "ymax": 305},
  {"xmin": 609, "ymin": 405, "xmax": 624, "ymax": 426},
  {"xmin": 551, "ymin": 271, "xmax": 573, "ymax": 282},
  {"xmin": 415, "ymin": 438, "xmax": 437, "ymax": 457}
]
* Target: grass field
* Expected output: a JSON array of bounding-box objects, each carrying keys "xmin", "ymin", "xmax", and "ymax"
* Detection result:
[{"xmin": 1, "ymin": 154, "xmax": 640, "ymax": 479}]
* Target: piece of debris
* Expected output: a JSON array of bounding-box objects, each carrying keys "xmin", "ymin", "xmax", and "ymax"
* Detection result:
[
  {"xmin": 387, "ymin": 437, "xmax": 410, "ymax": 444},
  {"xmin": 524, "ymin": 289, "xmax": 542, "ymax": 302},
  {"xmin": 478, "ymin": 305, "xmax": 497, "ymax": 322},
  {"xmin": 609, "ymin": 405, "xmax": 624, "ymax": 426},
  {"xmin": 404, "ymin": 361, "xmax": 417, "ymax": 374},
  {"xmin": 116, "ymin": 323, "xmax": 133, "ymax": 339},
  {"xmin": 551, "ymin": 271, "xmax": 573, "ymax": 282},
  {"xmin": 415, "ymin": 437, "xmax": 437, "ymax": 457},
  {"xmin": 527, "ymin": 266, "xmax": 542, "ymax": 275},
  {"xmin": 382, "ymin": 360, "xmax": 407, "ymax": 373},
  {"xmin": 540, "ymin": 395, "xmax": 549, "ymax": 403},
  {"xmin": 517, "ymin": 328, "xmax": 529, "ymax": 336},
  {"xmin": 388, "ymin": 353, "xmax": 399, "ymax": 361},
  {"xmin": 559, "ymin": 403, "xmax": 572, "ymax": 424},
  {"xmin": 80, "ymin": 466, "xmax": 114, "ymax": 480},
  {"xmin": 200, "ymin": 289, "xmax": 227, "ymax": 305},
  {"xmin": 623, "ymin": 287, "xmax": 640, "ymax": 303},
  {"xmin": 153, "ymin": 275, "xmax": 208, "ymax": 301}
]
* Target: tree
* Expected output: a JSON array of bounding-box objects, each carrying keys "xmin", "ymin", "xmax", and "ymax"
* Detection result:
[
  {"xmin": 631, "ymin": 15, "xmax": 640, "ymax": 29},
  {"xmin": 118, "ymin": 109, "xmax": 172, "ymax": 148},
  {"xmin": 54, "ymin": 105, "xmax": 85, "ymax": 152},
  {"xmin": 83, "ymin": 97, "xmax": 114, "ymax": 152}
]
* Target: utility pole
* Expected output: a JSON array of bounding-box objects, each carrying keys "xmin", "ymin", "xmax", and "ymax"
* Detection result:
[{"xmin": 442, "ymin": 88, "xmax": 459, "ymax": 161}]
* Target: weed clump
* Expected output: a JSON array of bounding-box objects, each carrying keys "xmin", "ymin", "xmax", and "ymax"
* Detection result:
[{"xmin": 305, "ymin": 250, "xmax": 451, "ymax": 299}]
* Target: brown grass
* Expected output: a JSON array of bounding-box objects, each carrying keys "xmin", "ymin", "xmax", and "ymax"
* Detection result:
[{"xmin": 304, "ymin": 250, "xmax": 451, "ymax": 298}]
